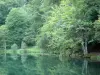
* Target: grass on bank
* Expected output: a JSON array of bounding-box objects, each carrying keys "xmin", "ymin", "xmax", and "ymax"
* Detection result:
[
  {"xmin": 0, "ymin": 46, "xmax": 44, "ymax": 57},
  {"xmin": 9, "ymin": 46, "xmax": 41, "ymax": 53},
  {"xmin": 4, "ymin": 46, "xmax": 55, "ymax": 57},
  {"xmin": 1, "ymin": 47, "xmax": 100, "ymax": 61}
]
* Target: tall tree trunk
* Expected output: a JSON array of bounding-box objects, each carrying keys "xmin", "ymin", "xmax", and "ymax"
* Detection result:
[
  {"xmin": 84, "ymin": 38, "xmax": 88, "ymax": 55},
  {"xmin": 82, "ymin": 38, "xmax": 88, "ymax": 55},
  {"xmin": 3, "ymin": 39, "xmax": 6, "ymax": 61}
]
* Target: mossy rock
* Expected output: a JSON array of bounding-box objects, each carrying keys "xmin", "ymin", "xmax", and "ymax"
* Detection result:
[
  {"xmin": 90, "ymin": 56, "xmax": 97, "ymax": 60},
  {"xmin": 84, "ymin": 54, "xmax": 91, "ymax": 58},
  {"xmin": 97, "ymin": 55, "xmax": 100, "ymax": 61}
]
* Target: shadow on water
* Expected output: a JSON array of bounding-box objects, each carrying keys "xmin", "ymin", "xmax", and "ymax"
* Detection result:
[{"xmin": 0, "ymin": 54, "xmax": 100, "ymax": 75}]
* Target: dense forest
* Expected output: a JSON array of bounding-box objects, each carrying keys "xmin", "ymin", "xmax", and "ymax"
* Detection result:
[{"xmin": 0, "ymin": 0, "xmax": 100, "ymax": 56}]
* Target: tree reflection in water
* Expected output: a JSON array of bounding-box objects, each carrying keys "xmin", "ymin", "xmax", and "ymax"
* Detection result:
[{"xmin": 0, "ymin": 55, "xmax": 99, "ymax": 75}]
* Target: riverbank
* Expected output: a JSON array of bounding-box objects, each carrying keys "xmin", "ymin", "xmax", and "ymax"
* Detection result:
[
  {"xmin": 84, "ymin": 53, "xmax": 100, "ymax": 61},
  {"xmin": 0, "ymin": 46, "xmax": 57, "ymax": 57},
  {"xmin": 69, "ymin": 52, "xmax": 100, "ymax": 62},
  {"xmin": 1, "ymin": 47, "xmax": 100, "ymax": 61},
  {"xmin": 7, "ymin": 46, "xmax": 41, "ymax": 54},
  {"xmin": 0, "ymin": 46, "xmax": 42, "ymax": 57}
]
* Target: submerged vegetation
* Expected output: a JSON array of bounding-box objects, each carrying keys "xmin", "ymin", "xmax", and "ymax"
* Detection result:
[{"xmin": 0, "ymin": 0, "xmax": 100, "ymax": 58}]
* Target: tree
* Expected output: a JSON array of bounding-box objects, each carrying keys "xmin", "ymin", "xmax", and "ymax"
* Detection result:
[
  {"xmin": 37, "ymin": 0, "xmax": 99, "ymax": 55},
  {"xmin": 6, "ymin": 7, "xmax": 31, "ymax": 47},
  {"xmin": 94, "ymin": 17, "xmax": 100, "ymax": 41},
  {"xmin": 0, "ymin": 0, "xmax": 28, "ymax": 24},
  {"xmin": 37, "ymin": 0, "xmax": 78, "ymax": 54},
  {"xmin": 0, "ymin": 25, "xmax": 8, "ymax": 50}
]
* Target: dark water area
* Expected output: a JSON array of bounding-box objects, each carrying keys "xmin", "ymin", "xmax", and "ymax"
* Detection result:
[{"xmin": 0, "ymin": 54, "xmax": 100, "ymax": 75}]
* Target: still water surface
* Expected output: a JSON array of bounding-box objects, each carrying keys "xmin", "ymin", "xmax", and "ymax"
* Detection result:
[{"xmin": 0, "ymin": 54, "xmax": 100, "ymax": 75}]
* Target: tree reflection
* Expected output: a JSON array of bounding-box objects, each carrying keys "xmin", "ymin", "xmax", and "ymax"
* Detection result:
[{"xmin": 0, "ymin": 55, "xmax": 99, "ymax": 75}]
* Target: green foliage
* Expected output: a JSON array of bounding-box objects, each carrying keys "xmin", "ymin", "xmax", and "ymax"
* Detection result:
[
  {"xmin": 0, "ymin": 0, "xmax": 100, "ymax": 55},
  {"xmin": 23, "ymin": 29, "xmax": 36, "ymax": 46},
  {"xmin": 37, "ymin": 34, "xmax": 50, "ymax": 51},
  {"xmin": 37, "ymin": 0, "xmax": 80, "ymax": 53},
  {"xmin": 5, "ymin": 0, "xmax": 59, "ymax": 48},
  {"xmin": 11, "ymin": 43, "xmax": 18, "ymax": 50},
  {"xmin": 21, "ymin": 41, "xmax": 27, "ymax": 49},
  {"xmin": 0, "ymin": 0, "xmax": 28, "ymax": 24},
  {"xmin": 36, "ymin": 0, "xmax": 100, "ymax": 55},
  {"xmin": 94, "ymin": 18, "xmax": 100, "ymax": 40},
  {"xmin": 6, "ymin": 7, "xmax": 31, "ymax": 47},
  {"xmin": 0, "ymin": 25, "xmax": 8, "ymax": 49}
]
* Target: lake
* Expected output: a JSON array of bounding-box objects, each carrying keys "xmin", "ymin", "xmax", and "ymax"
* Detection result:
[{"xmin": 0, "ymin": 54, "xmax": 100, "ymax": 75}]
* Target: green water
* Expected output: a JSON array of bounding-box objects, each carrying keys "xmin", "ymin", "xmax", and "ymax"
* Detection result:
[{"xmin": 0, "ymin": 54, "xmax": 100, "ymax": 75}]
